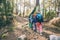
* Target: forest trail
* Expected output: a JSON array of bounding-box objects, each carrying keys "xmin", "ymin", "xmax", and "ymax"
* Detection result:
[{"xmin": 3, "ymin": 16, "xmax": 60, "ymax": 40}]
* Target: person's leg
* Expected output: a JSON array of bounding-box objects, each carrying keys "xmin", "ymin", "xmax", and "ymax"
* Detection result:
[
  {"xmin": 39, "ymin": 23, "xmax": 43, "ymax": 35},
  {"xmin": 36, "ymin": 22, "xmax": 43, "ymax": 35},
  {"xmin": 36, "ymin": 22, "xmax": 40, "ymax": 33},
  {"xmin": 33, "ymin": 23, "xmax": 37, "ymax": 32},
  {"xmin": 35, "ymin": 23, "xmax": 37, "ymax": 32}
]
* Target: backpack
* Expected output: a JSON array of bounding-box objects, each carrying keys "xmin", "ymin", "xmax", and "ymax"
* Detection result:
[{"xmin": 36, "ymin": 13, "xmax": 43, "ymax": 22}]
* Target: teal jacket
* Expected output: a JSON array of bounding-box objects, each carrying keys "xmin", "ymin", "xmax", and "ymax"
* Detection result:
[{"xmin": 36, "ymin": 13, "xmax": 43, "ymax": 22}]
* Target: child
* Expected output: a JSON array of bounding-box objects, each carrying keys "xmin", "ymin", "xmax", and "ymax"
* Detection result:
[{"xmin": 36, "ymin": 12, "xmax": 43, "ymax": 35}]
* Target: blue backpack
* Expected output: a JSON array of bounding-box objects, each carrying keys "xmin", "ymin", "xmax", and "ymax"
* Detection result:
[{"xmin": 36, "ymin": 13, "xmax": 43, "ymax": 22}]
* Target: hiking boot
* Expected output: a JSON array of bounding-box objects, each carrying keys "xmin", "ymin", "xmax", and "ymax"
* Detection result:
[{"xmin": 40, "ymin": 32, "xmax": 43, "ymax": 36}]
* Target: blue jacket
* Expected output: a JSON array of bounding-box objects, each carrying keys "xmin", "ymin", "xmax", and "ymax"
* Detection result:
[{"xmin": 32, "ymin": 16, "xmax": 37, "ymax": 23}]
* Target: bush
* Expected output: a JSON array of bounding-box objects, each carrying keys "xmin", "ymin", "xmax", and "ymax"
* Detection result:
[
  {"xmin": 45, "ymin": 11, "xmax": 56, "ymax": 21},
  {"xmin": 0, "ymin": 0, "xmax": 13, "ymax": 28}
]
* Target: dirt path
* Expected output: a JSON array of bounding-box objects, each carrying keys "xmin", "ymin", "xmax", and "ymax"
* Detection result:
[
  {"xmin": 2, "ymin": 16, "xmax": 60, "ymax": 40},
  {"xmin": 14, "ymin": 16, "xmax": 47, "ymax": 40}
]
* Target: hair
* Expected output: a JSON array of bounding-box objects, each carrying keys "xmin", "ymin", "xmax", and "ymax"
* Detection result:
[{"xmin": 33, "ymin": 12, "xmax": 37, "ymax": 17}]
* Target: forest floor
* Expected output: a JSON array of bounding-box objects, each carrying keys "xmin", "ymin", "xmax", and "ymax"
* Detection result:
[{"xmin": 2, "ymin": 16, "xmax": 60, "ymax": 40}]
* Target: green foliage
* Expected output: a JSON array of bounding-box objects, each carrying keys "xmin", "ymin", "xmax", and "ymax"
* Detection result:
[
  {"xmin": 0, "ymin": 0, "xmax": 13, "ymax": 28},
  {"xmin": 0, "ymin": 0, "xmax": 14, "ymax": 39},
  {"xmin": 45, "ymin": 11, "xmax": 56, "ymax": 21},
  {"xmin": 8, "ymin": 26, "xmax": 14, "ymax": 32},
  {"xmin": 1, "ymin": 33, "xmax": 7, "ymax": 39}
]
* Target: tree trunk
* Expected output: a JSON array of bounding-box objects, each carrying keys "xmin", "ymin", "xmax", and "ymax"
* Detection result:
[
  {"xmin": 43, "ymin": 0, "xmax": 45, "ymax": 17},
  {"xmin": 57, "ymin": 0, "xmax": 60, "ymax": 17},
  {"xmin": 20, "ymin": 0, "xmax": 21, "ymax": 16},
  {"xmin": 55, "ymin": 0, "xmax": 57, "ymax": 17},
  {"xmin": 36, "ymin": 0, "xmax": 39, "ymax": 6},
  {"xmin": 23, "ymin": 0, "xmax": 25, "ymax": 17}
]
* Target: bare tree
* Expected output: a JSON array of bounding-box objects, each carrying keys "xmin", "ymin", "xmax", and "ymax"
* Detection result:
[
  {"xmin": 23, "ymin": 0, "xmax": 25, "ymax": 17},
  {"xmin": 20, "ymin": 0, "xmax": 21, "ymax": 16},
  {"xmin": 57, "ymin": 0, "xmax": 60, "ymax": 17}
]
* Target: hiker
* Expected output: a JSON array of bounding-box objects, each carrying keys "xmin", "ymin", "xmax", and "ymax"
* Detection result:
[
  {"xmin": 32, "ymin": 12, "xmax": 37, "ymax": 32},
  {"xmin": 29, "ymin": 7, "xmax": 36, "ymax": 30},
  {"xmin": 36, "ymin": 11, "xmax": 44, "ymax": 35}
]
